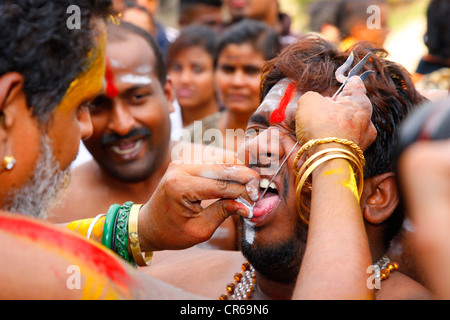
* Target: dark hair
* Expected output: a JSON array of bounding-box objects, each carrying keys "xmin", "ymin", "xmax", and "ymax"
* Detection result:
[
  {"xmin": 216, "ymin": 19, "xmax": 280, "ymax": 65},
  {"xmin": 166, "ymin": 24, "xmax": 218, "ymax": 69},
  {"xmin": 0, "ymin": 0, "xmax": 113, "ymax": 123},
  {"xmin": 261, "ymin": 35, "xmax": 426, "ymax": 246},
  {"xmin": 424, "ymin": 0, "xmax": 450, "ymax": 58},
  {"xmin": 123, "ymin": 2, "xmax": 156, "ymax": 33},
  {"xmin": 180, "ymin": 0, "xmax": 223, "ymax": 10},
  {"xmin": 308, "ymin": 1, "xmax": 338, "ymax": 33},
  {"xmin": 335, "ymin": 0, "xmax": 385, "ymax": 39},
  {"xmin": 106, "ymin": 21, "xmax": 166, "ymax": 85}
]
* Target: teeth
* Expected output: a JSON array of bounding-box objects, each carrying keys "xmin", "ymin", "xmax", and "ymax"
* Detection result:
[
  {"xmin": 259, "ymin": 179, "xmax": 277, "ymax": 190},
  {"xmin": 260, "ymin": 179, "xmax": 269, "ymax": 189},
  {"xmin": 111, "ymin": 139, "xmax": 142, "ymax": 155}
]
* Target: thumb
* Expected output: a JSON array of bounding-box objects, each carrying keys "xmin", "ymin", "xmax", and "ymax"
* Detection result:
[
  {"xmin": 203, "ymin": 198, "xmax": 252, "ymax": 222},
  {"xmin": 337, "ymin": 76, "xmax": 366, "ymax": 100}
]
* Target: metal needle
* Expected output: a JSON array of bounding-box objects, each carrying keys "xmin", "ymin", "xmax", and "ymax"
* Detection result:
[
  {"xmin": 331, "ymin": 52, "xmax": 372, "ymax": 100},
  {"xmin": 258, "ymin": 141, "xmax": 299, "ymax": 201}
]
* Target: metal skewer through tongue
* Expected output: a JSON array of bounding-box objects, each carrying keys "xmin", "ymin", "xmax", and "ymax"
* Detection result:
[{"xmin": 258, "ymin": 141, "xmax": 299, "ymax": 201}]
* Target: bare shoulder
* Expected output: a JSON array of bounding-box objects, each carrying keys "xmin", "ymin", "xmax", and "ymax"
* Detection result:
[
  {"xmin": 375, "ymin": 272, "xmax": 434, "ymax": 300},
  {"xmin": 70, "ymin": 160, "xmax": 101, "ymax": 187},
  {"xmin": 142, "ymin": 247, "xmax": 246, "ymax": 299}
]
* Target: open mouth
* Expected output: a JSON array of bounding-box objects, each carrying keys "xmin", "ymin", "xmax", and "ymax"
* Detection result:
[
  {"xmin": 250, "ymin": 178, "xmax": 280, "ymax": 223},
  {"xmin": 109, "ymin": 138, "xmax": 144, "ymax": 160}
]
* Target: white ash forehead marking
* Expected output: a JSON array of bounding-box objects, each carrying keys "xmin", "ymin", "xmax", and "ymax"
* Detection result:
[{"xmin": 256, "ymin": 78, "xmax": 301, "ymax": 118}]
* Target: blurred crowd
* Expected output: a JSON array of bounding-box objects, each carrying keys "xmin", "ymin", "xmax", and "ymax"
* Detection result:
[{"xmin": 75, "ymin": 0, "xmax": 448, "ymax": 165}]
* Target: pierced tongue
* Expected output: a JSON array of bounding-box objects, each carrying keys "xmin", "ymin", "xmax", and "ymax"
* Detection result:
[{"xmin": 253, "ymin": 193, "xmax": 279, "ymax": 218}]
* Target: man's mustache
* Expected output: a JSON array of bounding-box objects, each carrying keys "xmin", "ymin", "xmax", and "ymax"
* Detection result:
[{"xmin": 100, "ymin": 127, "xmax": 151, "ymax": 147}]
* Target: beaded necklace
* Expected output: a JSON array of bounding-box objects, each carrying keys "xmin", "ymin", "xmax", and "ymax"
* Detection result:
[
  {"xmin": 375, "ymin": 255, "xmax": 399, "ymax": 280},
  {"xmin": 219, "ymin": 256, "xmax": 399, "ymax": 300},
  {"xmin": 219, "ymin": 261, "xmax": 255, "ymax": 300}
]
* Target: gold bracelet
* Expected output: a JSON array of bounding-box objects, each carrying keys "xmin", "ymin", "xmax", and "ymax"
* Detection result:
[
  {"xmin": 293, "ymin": 137, "xmax": 365, "ymax": 175},
  {"xmin": 295, "ymin": 148, "xmax": 351, "ymax": 183},
  {"xmin": 295, "ymin": 152, "xmax": 364, "ymax": 225},
  {"xmin": 128, "ymin": 204, "xmax": 153, "ymax": 267},
  {"xmin": 295, "ymin": 148, "xmax": 363, "ymax": 193}
]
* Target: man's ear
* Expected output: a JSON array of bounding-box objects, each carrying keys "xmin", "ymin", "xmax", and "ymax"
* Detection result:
[
  {"xmin": 0, "ymin": 72, "xmax": 25, "ymax": 130},
  {"xmin": 164, "ymin": 76, "xmax": 175, "ymax": 114},
  {"xmin": 362, "ymin": 172, "xmax": 400, "ymax": 224}
]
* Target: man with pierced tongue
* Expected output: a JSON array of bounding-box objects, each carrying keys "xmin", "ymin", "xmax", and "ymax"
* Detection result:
[{"xmin": 144, "ymin": 36, "xmax": 432, "ymax": 300}]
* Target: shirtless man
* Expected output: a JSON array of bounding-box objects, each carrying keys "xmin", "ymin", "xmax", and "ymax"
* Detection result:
[
  {"xmin": 0, "ymin": 0, "xmax": 256, "ymax": 299},
  {"xmin": 0, "ymin": 0, "xmax": 376, "ymax": 298},
  {"xmin": 48, "ymin": 22, "xmax": 238, "ymax": 250},
  {"xmin": 48, "ymin": 22, "xmax": 175, "ymax": 223},
  {"xmin": 143, "ymin": 37, "xmax": 432, "ymax": 300}
]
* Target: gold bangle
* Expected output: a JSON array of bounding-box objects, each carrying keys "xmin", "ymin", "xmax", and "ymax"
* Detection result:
[
  {"xmin": 293, "ymin": 137, "xmax": 365, "ymax": 175},
  {"xmin": 295, "ymin": 152, "xmax": 363, "ymax": 225},
  {"xmin": 128, "ymin": 204, "xmax": 153, "ymax": 267},
  {"xmin": 295, "ymin": 148, "xmax": 363, "ymax": 192},
  {"xmin": 294, "ymin": 148, "xmax": 357, "ymax": 195}
]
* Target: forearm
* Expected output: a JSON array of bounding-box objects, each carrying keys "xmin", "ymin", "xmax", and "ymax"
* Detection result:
[
  {"xmin": 65, "ymin": 214, "xmax": 105, "ymax": 244},
  {"xmin": 65, "ymin": 202, "xmax": 150, "ymax": 268},
  {"xmin": 293, "ymin": 158, "xmax": 373, "ymax": 299}
]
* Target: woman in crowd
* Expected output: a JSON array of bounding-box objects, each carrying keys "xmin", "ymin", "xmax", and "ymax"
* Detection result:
[
  {"xmin": 186, "ymin": 18, "xmax": 280, "ymax": 153},
  {"xmin": 167, "ymin": 24, "xmax": 220, "ymax": 128}
]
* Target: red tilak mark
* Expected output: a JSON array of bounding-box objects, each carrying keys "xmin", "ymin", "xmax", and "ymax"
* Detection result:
[
  {"xmin": 105, "ymin": 58, "xmax": 118, "ymax": 98},
  {"xmin": 0, "ymin": 214, "xmax": 130, "ymax": 287},
  {"xmin": 270, "ymin": 82, "xmax": 296, "ymax": 123}
]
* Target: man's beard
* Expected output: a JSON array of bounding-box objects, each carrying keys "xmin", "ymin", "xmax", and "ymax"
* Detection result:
[
  {"xmin": 3, "ymin": 135, "xmax": 71, "ymax": 220},
  {"xmin": 240, "ymin": 218, "xmax": 308, "ymax": 284}
]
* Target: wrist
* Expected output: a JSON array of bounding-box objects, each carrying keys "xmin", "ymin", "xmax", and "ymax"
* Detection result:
[
  {"xmin": 136, "ymin": 203, "xmax": 159, "ymax": 252},
  {"xmin": 308, "ymin": 142, "xmax": 353, "ymax": 156},
  {"xmin": 294, "ymin": 138, "xmax": 365, "ymax": 224},
  {"xmin": 100, "ymin": 202, "xmax": 154, "ymax": 267},
  {"xmin": 128, "ymin": 204, "xmax": 153, "ymax": 266}
]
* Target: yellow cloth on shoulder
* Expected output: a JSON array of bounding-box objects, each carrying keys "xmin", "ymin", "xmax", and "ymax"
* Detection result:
[{"xmin": 66, "ymin": 216, "xmax": 105, "ymax": 239}]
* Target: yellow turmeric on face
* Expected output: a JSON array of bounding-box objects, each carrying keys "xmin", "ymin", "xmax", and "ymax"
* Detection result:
[{"xmin": 57, "ymin": 31, "xmax": 106, "ymax": 113}]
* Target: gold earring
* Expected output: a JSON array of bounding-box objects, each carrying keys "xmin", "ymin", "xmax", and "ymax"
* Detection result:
[{"xmin": 1, "ymin": 155, "xmax": 16, "ymax": 171}]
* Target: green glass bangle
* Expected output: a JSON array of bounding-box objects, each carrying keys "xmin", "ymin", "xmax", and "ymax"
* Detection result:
[
  {"xmin": 114, "ymin": 201, "xmax": 136, "ymax": 266},
  {"xmin": 102, "ymin": 203, "xmax": 120, "ymax": 249}
]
